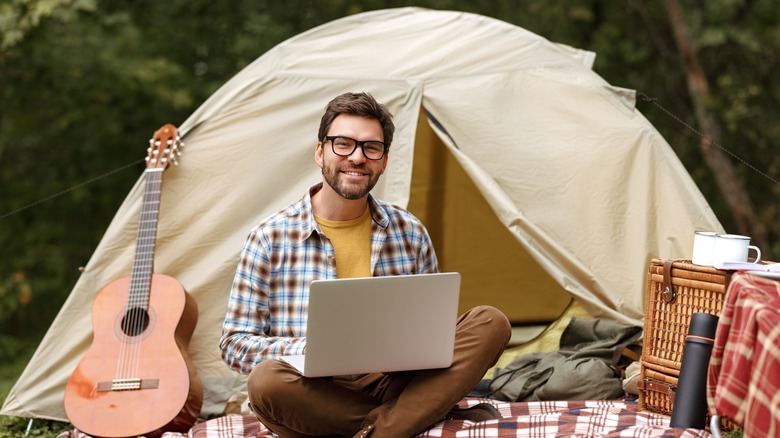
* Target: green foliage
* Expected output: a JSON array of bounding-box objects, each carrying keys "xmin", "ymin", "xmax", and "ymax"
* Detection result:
[
  {"xmin": 0, "ymin": 416, "xmax": 70, "ymax": 438},
  {"xmin": 722, "ymin": 427, "xmax": 744, "ymax": 438},
  {"xmin": 0, "ymin": 0, "xmax": 97, "ymax": 51}
]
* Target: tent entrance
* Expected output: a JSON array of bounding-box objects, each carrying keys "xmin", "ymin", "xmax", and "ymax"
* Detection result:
[{"xmin": 407, "ymin": 112, "xmax": 571, "ymax": 326}]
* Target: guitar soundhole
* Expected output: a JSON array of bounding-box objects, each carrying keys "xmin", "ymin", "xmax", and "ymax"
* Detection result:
[{"xmin": 121, "ymin": 307, "xmax": 150, "ymax": 337}]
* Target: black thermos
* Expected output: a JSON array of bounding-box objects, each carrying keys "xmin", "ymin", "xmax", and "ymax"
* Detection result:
[{"xmin": 669, "ymin": 312, "xmax": 720, "ymax": 429}]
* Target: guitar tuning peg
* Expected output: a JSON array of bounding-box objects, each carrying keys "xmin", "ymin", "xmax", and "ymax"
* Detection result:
[{"xmin": 170, "ymin": 154, "xmax": 179, "ymax": 166}]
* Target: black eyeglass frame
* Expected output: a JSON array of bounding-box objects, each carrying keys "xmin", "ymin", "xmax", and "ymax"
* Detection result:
[{"xmin": 323, "ymin": 135, "xmax": 388, "ymax": 160}]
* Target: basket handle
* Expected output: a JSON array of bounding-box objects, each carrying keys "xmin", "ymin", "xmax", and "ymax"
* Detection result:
[{"xmin": 663, "ymin": 259, "xmax": 677, "ymax": 303}]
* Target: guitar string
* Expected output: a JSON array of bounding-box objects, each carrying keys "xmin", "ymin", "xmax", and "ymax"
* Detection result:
[
  {"xmin": 129, "ymin": 176, "xmax": 144, "ymax": 381},
  {"xmin": 114, "ymin": 169, "xmax": 161, "ymax": 382},
  {"xmin": 117, "ymin": 170, "xmax": 147, "ymax": 382},
  {"xmin": 132, "ymin": 180, "xmax": 148, "ymax": 381},
  {"xmin": 128, "ymin": 171, "xmax": 161, "ymax": 381},
  {"xmin": 121, "ymin": 171, "xmax": 144, "ymax": 381},
  {"xmin": 142, "ymin": 172, "xmax": 162, "ymax": 377}
]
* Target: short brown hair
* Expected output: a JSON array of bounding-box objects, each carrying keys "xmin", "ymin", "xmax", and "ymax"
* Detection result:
[{"xmin": 318, "ymin": 92, "xmax": 395, "ymax": 148}]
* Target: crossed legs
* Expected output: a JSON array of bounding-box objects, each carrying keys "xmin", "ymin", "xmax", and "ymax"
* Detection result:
[{"xmin": 247, "ymin": 305, "xmax": 511, "ymax": 437}]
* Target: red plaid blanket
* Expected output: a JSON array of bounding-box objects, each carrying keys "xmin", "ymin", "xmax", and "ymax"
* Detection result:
[
  {"xmin": 174, "ymin": 399, "xmax": 707, "ymax": 438},
  {"xmin": 58, "ymin": 399, "xmax": 709, "ymax": 437},
  {"xmin": 707, "ymin": 272, "xmax": 780, "ymax": 436}
]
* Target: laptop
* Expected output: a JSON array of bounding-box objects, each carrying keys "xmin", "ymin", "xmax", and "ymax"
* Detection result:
[{"xmin": 280, "ymin": 272, "xmax": 461, "ymax": 377}]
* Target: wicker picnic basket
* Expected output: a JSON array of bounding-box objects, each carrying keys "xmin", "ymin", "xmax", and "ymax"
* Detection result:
[{"xmin": 637, "ymin": 259, "xmax": 732, "ymax": 416}]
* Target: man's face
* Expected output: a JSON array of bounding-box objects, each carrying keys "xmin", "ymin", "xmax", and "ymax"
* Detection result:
[{"xmin": 316, "ymin": 114, "xmax": 388, "ymax": 200}]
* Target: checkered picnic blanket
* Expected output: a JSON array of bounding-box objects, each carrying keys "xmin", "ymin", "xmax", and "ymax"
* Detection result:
[
  {"xmin": 58, "ymin": 399, "xmax": 709, "ymax": 437},
  {"xmin": 707, "ymin": 272, "xmax": 780, "ymax": 437},
  {"xmin": 140, "ymin": 399, "xmax": 706, "ymax": 437}
]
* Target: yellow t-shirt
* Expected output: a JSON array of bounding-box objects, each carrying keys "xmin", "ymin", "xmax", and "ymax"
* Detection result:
[{"xmin": 314, "ymin": 206, "xmax": 372, "ymax": 278}]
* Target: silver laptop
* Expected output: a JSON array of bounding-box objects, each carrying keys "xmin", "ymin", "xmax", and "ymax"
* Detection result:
[{"xmin": 280, "ymin": 272, "xmax": 460, "ymax": 377}]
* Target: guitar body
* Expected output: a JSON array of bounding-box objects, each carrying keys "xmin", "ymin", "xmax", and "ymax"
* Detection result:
[{"xmin": 64, "ymin": 273, "xmax": 202, "ymax": 437}]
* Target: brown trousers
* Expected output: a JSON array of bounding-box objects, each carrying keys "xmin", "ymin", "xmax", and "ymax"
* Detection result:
[{"xmin": 246, "ymin": 305, "xmax": 511, "ymax": 437}]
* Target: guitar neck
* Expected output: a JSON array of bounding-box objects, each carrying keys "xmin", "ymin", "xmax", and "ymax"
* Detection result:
[{"xmin": 129, "ymin": 168, "xmax": 164, "ymax": 310}]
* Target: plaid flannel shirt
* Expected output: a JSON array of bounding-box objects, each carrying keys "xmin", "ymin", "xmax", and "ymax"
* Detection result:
[{"xmin": 220, "ymin": 183, "xmax": 439, "ymax": 374}]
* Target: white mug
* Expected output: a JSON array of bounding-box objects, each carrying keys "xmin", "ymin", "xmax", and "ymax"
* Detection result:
[
  {"xmin": 712, "ymin": 234, "xmax": 761, "ymax": 267},
  {"xmin": 691, "ymin": 231, "xmax": 718, "ymax": 266}
]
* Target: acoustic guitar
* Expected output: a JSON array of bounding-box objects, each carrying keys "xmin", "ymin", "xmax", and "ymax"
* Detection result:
[{"xmin": 64, "ymin": 124, "xmax": 202, "ymax": 437}]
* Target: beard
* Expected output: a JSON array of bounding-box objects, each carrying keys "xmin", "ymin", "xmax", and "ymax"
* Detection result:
[{"xmin": 321, "ymin": 159, "xmax": 382, "ymax": 200}]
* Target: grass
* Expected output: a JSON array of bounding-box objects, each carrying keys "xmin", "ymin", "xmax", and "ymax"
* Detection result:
[
  {"xmin": 0, "ymin": 416, "xmax": 70, "ymax": 438},
  {"xmin": 0, "ymin": 345, "xmax": 71, "ymax": 437}
]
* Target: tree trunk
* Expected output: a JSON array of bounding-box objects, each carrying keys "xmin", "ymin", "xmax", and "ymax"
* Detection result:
[{"xmin": 662, "ymin": 0, "xmax": 767, "ymax": 250}]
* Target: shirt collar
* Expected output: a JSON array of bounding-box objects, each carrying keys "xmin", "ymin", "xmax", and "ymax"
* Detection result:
[{"xmin": 296, "ymin": 183, "xmax": 389, "ymax": 242}]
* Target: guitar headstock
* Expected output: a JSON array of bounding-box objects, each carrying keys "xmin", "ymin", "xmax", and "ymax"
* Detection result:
[{"xmin": 146, "ymin": 124, "xmax": 184, "ymax": 170}]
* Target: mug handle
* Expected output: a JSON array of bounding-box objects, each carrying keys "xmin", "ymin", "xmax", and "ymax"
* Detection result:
[{"xmin": 749, "ymin": 245, "xmax": 762, "ymax": 263}]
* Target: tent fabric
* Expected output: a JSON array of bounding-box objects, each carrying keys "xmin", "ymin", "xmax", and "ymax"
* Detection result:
[{"xmin": 2, "ymin": 7, "xmax": 722, "ymax": 422}]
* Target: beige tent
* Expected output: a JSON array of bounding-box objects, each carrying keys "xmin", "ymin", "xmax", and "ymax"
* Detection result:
[{"xmin": 2, "ymin": 7, "xmax": 722, "ymax": 421}]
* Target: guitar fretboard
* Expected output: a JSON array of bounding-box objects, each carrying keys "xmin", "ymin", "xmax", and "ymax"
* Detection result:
[{"xmin": 128, "ymin": 168, "xmax": 164, "ymax": 310}]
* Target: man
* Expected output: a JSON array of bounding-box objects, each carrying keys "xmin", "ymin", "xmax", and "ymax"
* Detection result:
[{"xmin": 220, "ymin": 92, "xmax": 511, "ymax": 437}]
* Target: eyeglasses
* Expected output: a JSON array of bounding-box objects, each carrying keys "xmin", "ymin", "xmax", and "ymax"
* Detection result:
[{"xmin": 323, "ymin": 136, "xmax": 387, "ymax": 160}]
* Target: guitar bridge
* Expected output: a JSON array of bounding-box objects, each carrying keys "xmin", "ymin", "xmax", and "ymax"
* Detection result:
[{"xmin": 96, "ymin": 378, "xmax": 159, "ymax": 392}]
